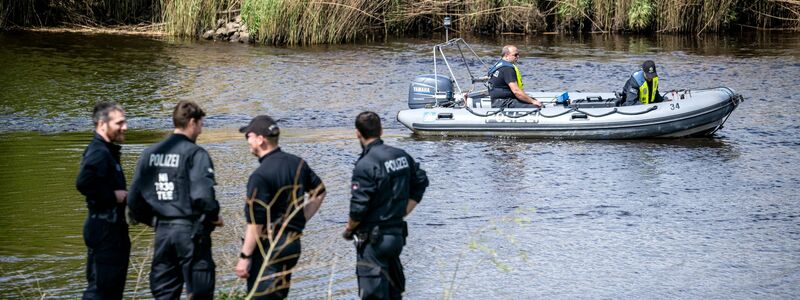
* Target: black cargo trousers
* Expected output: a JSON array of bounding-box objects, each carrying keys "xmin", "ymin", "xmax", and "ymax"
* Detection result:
[
  {"xmin": 356, "ymin": 224, "xmax": 407, "ymax": 300},
  {"xmin": 246, "ymin": 230, "xmax": 302, "ymax": 300},
  {"xmin": 82, "ymin": 214, "xmax": 131, "ymax": 300},
  {"xmin": 150, "ymin": 220, "xmax": 215, "ymax": 300}
]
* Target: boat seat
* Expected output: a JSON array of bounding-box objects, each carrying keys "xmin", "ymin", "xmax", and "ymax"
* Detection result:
[{"xmin": 467, "ymin": 90, "xmax": 491, "ymax": 108}]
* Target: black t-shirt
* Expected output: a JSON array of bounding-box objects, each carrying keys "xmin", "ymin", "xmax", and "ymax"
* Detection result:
[
  {"xmin": 76, "ymin": 133, "xmax": 127, "ymax": 214},
  {"xmin": 488, "ymin": 66, "xmax": 517, "ymax": 100},
  {"xmin": 245, "ymin": 148, "xmax": 323, "ymax": 233}
]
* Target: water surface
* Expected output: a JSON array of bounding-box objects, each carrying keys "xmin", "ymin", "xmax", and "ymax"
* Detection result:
[{"xmin": 0, "ymin": 31, "xmax": 798, "ymax": 298}]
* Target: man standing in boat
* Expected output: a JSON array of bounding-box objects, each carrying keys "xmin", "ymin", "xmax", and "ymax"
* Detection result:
[
  {"xmin": 621, "ymin": 60, "xmax": 665, "ymax": 106},
  {"xmin": 343, "ymin": 111, "xmax": 429, "ymax": 299},
  {"xmin": 76, "ymin": 102, "xmax": 130, "ymax": 299},
  {"xmin": 487, "ymin": 45, "xmax": 543, "ymax": 108}
]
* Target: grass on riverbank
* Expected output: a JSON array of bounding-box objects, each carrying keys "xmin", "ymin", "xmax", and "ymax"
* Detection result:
[
  {"xmin": 2, "ymin": 0, "xmax": 799, "ymax": 44},
  {"xmin": 241, "ymin": 0, "xmax": 387, "ymax": 45}
]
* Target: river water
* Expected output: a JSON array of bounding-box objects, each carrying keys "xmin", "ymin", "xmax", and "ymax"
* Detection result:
[{"xmin": 0, "ymin": 31, "xmax": 799, "ymax": 299}]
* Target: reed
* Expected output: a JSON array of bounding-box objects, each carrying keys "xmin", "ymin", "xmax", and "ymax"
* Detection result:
[
  {"xmin": 592, "ymin": 0, "xmax": 616, "ymax": 30},
  {"xmin": 382, "ymin": 0, "xmax": 546, "ymax": 36},
  {"xmin": 161, "ymin": 0, "xmax": 227, "ymax": 37},
  {"xmin": 0, "ymin": 0, "xmax": 155, "ymax": 27},
  {"xmin": 241, "ymin": 0, "xmax": 386, "ymax": 45},
  {"xmin": 740, "ymin": 0, "xmax": 800, "ymax": 30},
  {"xmin": 655, "ymin": 0, "xmax": 738, "ymax": 33},
  {"xmin": 3, "ymin": 1, "xmax": 800, "ymax": 43},
  {"xmin": 0, "ymin": 0, "xmax": 46, "ymax": 27},
  {"xmin": 555, "ymin": 0, "xmax": 593, "ymax": 31},
  {"xmin": 627, "ymin": 0, "xmax": 653, "ymax": 30}
]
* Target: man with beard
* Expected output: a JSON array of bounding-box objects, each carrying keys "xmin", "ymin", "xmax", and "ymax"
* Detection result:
[
  {"xmin": 76, "ymin": 102, "xmax": 131, "ymax": 299},
  {"xmin": 235, "ymin": 115, "xmax": 326, "ymax": 299},
  {"xmin": 127, "ymin": 101, "xmax": 222, "ymax": 299}
]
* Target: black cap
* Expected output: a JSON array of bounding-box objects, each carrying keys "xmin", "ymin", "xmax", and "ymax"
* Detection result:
[
  {"xmin": 239, "ymin": 115, "xmax": 280, "ymax": 137},
  {"xmin": 642, "ymin": 60, "xmax": 658, "ymax": 79}
]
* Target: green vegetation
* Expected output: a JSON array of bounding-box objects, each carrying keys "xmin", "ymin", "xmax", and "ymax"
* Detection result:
[
  {"xmin": 2, "ymin": 0, "xmax": 799, "ymax": 44},
  {"xmin": 241, "ymin": 0, "xmax": 386, "ymax": 45},
  {"xmin": 627, "ymin": 0, "xmax": 653, "ymax": 31},
  {"xmin": 161, "ymin": 0, "xmax": 227, "ymax": 37}
]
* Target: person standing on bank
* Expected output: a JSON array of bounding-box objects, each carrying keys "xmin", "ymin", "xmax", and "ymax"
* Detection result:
[
  {"xmin": 76, "ymin": 102, "xmax": 131, "ymax": 299},
  {"xmin": 235, "ymin": 115, "xmax": 326, "ymax": 299},
  {"xmin": 487, "ymin": 45, "xmax": 543, "ymax": 108},
  {"xmin": 127, "ymin": 100, "xmax": 223, "ymax": 300},
  {"xmin": 342, "ymin": 112, "xmax": 429, "ymax": 300},
  {"xmin": 621, "ymin": 60, "xmax": 665, "ymax": 106}
]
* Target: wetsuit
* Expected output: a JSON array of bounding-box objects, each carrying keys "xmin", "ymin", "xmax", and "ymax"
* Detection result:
[
  {"xmin": 127, "ymin": 133, "xmax": 219, "ymax": 300},
  {"xmin": 76, "ymin": 133, "xmax": 130, "ymax": 300},
  {"xmin": 350, "ymin": 139, "xmax": 429, "ymax": 299},
  {"xmin": 244, "ymin": 147, "xmax": 324, "ymax": 299}
]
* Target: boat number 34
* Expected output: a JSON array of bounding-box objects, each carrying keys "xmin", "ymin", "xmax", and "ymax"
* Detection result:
[{"xmin": 670, "ymin": 103, "xmax": 681, "ymax": 110}]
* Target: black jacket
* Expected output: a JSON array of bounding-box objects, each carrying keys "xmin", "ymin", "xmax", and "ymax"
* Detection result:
[
  {"xmin": 245, "ymin": 148, "xmax": 324, "ymax": 233},
  {"xmin": 128, "ymin": 134, "xmax": 219, "ymax": 225},
  {"xmin": 76, "ymin": 133, "xmax": 127, "ymax": 217},
  {"xmin": 621, "ymin": 71, "xmax": 664, "ymax": 106},
  {"xmin": 350, "ymin": 140, "xmax": 429, "ymax": 228}
]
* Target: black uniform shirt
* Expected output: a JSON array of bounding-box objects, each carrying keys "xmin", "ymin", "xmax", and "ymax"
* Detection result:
[
  {"xmin": 76, "ymin": 133, "xmax": 127, "ymax": 214},
  {"xmin": 128, "ymin": 134, "xmax": 219, "ymax": 223},
  {"xmin": 488, "ymin": 66, "xmax": 517, "ymax": 100},
  {"xmin": 245, "ymin": 148, "xmax": 324, "ymax": 233},
  {"xmin": 349, "ymin": 139, "xmax": 429, "ymax": 227}
]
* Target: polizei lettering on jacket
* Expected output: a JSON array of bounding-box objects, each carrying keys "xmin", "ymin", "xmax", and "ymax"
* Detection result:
[
  {"xmin": 149, "ymin": 153, "xmax": 180, "ymax": 168},
  {"xmin": 384, "ymin": 157, "xmax": 409, "ymax": 173}
]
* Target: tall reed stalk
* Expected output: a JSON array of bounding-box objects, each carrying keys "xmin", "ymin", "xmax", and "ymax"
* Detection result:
[
  {"xmin": 627, "ymin": 0, "xmax": 653, "ymax": 30},
  {"xmin": 161, "ymin": 0, "xmax": 226, "ymax": 37},
  {"xmin": 3, "ymin": 0, "xmax": 800, "ymax": 42},
  {"xmin": 555, "ymin": 0, "xmax": 592, "ymax": 31},
  {"xmin": 241, "ymin": 0, "xmax": 386, "ymax": 45}
]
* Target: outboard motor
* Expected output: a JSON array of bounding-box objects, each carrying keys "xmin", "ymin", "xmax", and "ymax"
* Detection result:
[{"xmin": 408, "ymin": 74, "xmax": 454, "ymax": 109}]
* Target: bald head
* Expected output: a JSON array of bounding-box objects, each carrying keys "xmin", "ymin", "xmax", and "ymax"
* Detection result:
[{"xmin": 501, "ymin": 45, "xmax": 519, "ymax": 62}]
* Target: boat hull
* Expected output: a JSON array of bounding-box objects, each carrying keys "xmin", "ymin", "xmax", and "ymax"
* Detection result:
[{"xmin": 397, "ymin": 88, "xmax": 743, "ymax": 139}]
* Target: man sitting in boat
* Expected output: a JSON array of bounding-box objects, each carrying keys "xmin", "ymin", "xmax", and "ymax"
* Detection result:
[
  {"xmin": 487, "ymin": 45, "xmax": 543, "ymax": 108},
  {"xmin": 621, "ymin": 60, "xmax": 665, "ymax": 106}
]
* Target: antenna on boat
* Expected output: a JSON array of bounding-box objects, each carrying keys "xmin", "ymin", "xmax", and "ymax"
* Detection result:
[{"xmin": 443, "ymin": 16, "xmax": 451, "ymax": 41}]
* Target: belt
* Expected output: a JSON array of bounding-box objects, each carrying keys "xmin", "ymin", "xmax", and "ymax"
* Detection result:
[
  {"xmin": 356, "ymin": 220, "xmax": 405, "ymax": 233},
  {"xmin": 156, "ymin": 217, "xmax": 196, "ymax": 226},
  {"xmin": 89, "ymin": 210, "xmax": 119, "ymax": 223}
]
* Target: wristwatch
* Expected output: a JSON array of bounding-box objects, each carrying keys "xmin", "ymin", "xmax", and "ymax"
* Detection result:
[{"xmin": 239, "ymin": 252, "xmax": 251, "ymax": 259}]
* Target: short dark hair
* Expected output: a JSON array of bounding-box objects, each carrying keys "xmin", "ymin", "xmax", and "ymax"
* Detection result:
[
  {"xmin": 173, "ymin": 100, "xmax": 206, "ymax": 129},
  {"xmin": 92, "ymin": 102, "xmax": 123, "ymax": 126},
  {"xmin": 355, "ymin": 111, "xmax": 382, "ymax": 139}
]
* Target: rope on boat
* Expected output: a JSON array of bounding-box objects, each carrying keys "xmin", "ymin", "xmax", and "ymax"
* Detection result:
[
  {"xmin": 708, "ymin": 87, "xmax": 744, "ymax": 135},
  {"xmin": 463, "ymin": 103, "xmax": 657, "ymax": 119}
]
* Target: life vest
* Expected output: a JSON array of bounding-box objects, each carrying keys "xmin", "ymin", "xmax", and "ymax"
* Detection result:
[
  {"xmin": 488, "ymin": 60, "xmax": 524, "ymax": 91},
  {"xmin": 632, "ymin": 70, "xmax": 659, "ymax": 104}
]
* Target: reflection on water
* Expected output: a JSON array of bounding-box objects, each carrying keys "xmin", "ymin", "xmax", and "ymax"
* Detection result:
[{"xmin": 0, "ymin": 31, "xmax": 799, "ymax": 298}]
